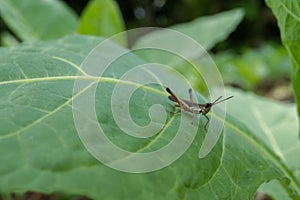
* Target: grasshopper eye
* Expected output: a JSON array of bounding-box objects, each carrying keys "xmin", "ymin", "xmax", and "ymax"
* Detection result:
[{"xmin": 205, "ymin": 103, "xmax": 211, "ymax": 108}]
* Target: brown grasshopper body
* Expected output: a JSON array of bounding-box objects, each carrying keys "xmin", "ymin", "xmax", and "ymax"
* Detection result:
[{"xmin": 166, "ymin": 87, "xmax": 233, "ymax": 131}]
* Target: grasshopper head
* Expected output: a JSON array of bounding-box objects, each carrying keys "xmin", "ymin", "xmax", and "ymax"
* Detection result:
[{"xmin": 202, "ymin": 103, "xmax": 212, "ymax": 114}]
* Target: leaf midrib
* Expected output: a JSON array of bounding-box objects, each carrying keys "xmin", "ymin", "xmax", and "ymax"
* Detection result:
[
  {"xmin": 0, "ymin": 75, "xmax": 166, "ymax": 139},
  {"xmin": 0, "ymin": 76, "xmax": 165, "ymax": 95}
]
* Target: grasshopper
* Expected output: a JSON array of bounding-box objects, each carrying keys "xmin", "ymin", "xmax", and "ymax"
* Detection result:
[{"xmin": 166, "ymin": 87, "xmax": 233, "ymax": 131}]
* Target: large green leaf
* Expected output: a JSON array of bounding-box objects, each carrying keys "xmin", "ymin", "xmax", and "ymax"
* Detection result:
[
  {"xmin": 77, "ymin": 0, "xmax": 125, "ymax": 45},
  {"xmin": 265, "ymin": 0, "xmax": 300, "ymax": 135},
  {"xmin": 133, "ymin": 8, "xmax": 244, "ymax": 65},
  {"xmin": 0, "ymin": 0, "xmax": 78, "ymax": 42},
  {"xmin": 0, "ymin": 35, "xmax": 298, "ymax": 199}
]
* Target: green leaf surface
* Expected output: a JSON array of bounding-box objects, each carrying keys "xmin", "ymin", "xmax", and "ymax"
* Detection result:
[
  {"xmin": 227, "ymin": 89, "xmax": 300, "ymax": 199},
  {"xmin": 265, "ymin": 0, "xmax": 300, "ymax": 135},
  {"xmin": 0, "ymin": 0, "xmax": 78, "ymax": 42},
  {"xmin": 171, "ymin": 8, "xmax": 244, "ymax": 51},
  {"xmin": 133, "ymin": 8, "xmax": 244, "ymax": 65},
  {"xmin": 0, "ymin": 35, "xmax": 297, "ymax": 199},
  {"xmin": 77, "ymin": 0, "xmax": 125, "ymax": 45}
]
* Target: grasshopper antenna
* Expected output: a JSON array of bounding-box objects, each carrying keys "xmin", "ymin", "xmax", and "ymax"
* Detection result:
[{"xmin": 212, "ymin": 96, "xmax": 234, "ymax": 106}]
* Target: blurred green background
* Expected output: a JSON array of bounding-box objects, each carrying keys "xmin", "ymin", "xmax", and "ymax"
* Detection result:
[
  {"xmin": 64, "ymin": 0, "xmax": 291, "ymax": 100},
  {"xmin": 103, "ymin": 0, "xmax": 289, "ymax": 101},
  {"xmin": 60, "ymin": 0, "xmax": 280, "ymax": 47},
  {"xmin": 0, "ymin": 0, "xmax": 291, "ymax": 100}
]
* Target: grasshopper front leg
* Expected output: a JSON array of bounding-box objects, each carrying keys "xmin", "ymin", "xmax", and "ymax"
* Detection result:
[{"xmin": 203, "ymin": 114, "xmax": 210, "ymax": 131}]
